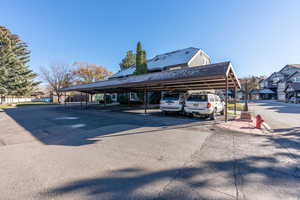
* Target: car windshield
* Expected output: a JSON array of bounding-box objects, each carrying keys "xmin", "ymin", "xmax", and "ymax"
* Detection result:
[
  {"xmin": 162, "ymin": 94, "xmax": 180, "ymax": 101},
  {"xmin": 187, "ymin": 95, "xmax": 207, "ymax": 102}
]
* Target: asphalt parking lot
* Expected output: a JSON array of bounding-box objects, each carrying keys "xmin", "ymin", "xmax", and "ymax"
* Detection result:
[{"xmin": 0, "ymin": 105, "xmax": 300, "ymax": 200}]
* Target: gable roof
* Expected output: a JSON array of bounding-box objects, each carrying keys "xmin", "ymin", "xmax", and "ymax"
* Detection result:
[
  {"xmin": 265, "ymin": 64, "xmax": 300, "ymax": 82},
  {"xmin": 110, "ymin": 47, "xmax": 208, "ymax": 78},
  {"xmin": 279, "ymin": 64, "xmax": 300, "ymax": 74},
  {"xmin": 258, "ymin": 76, "xmax": 267, "ymax": 83},
  {"xmin": 286, "ymin": 71, "xmax": 300, "ymax": 81},
  {"xmin": 265, "ymin": 72, "xmax": 283, "ymax": 81},
  {"xmin": 286, "ymin": 64, "xmax": 300, "ymax": 69}
]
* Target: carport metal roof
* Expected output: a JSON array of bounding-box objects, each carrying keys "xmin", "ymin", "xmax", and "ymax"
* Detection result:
[{"xmin": 60, "ymin": 61, "xmax": 241, "ymax": 93}]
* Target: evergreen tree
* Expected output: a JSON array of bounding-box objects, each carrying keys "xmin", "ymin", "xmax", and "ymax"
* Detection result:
[
  {"xmin": 119, "ymin": 50, "xmax": 136, "ymax": 70},
  {"xmin": 135, "ymin": 41, "xmax": 148, "ymax": 75},
  {"xmin": 0, "ymin": 25, "xmax": 38, "ymax": 96},
  {"xmin": 141, "ymin": 50, "xmax": 147, "ymax": 73},
  {"xmin": 0, "ymin": 26, "xmax": 10, "ymax": 95}
]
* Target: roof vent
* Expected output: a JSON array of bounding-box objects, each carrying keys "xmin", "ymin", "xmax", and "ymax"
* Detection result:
[
  {"xmin": 154, "ymin": 57, "xmax": 159, "ymax": 61},
  {"xmin": 185, "ymin": 51, "xmax": 189, "ymax": 54}
]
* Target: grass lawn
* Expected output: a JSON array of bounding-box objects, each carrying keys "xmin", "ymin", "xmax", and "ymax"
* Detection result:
[
  {"xmin": 0, "ymin": 104, "xmax": 14, "ymax": 109},
  {"xmin": 0, "ymin": 102, "xmax": 59, "ymax": 109},
  {"xmin": 228, "ymin": 103, "xmax": 244, "ymax": 111}
]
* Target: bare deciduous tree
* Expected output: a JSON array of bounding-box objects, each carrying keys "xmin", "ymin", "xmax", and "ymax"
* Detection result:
[{"xmin": 40, "ymin": 64, "xmax": 74, "ymax": 103}]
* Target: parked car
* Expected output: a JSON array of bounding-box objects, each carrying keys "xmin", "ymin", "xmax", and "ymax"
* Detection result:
[
  {"xmin": 184, "ymin": 93, "xmax": 224, "ymax": 120},
  {"xmin": 160, "ymin": 93, "xmax": 185, "ymax": 113},
  {"xmin": 289, "ymin": 96, "xmax": 300, "ymax": 104},
  {"xmin": 289, "ymin": 97, "xmax": 296, "ymax": 103}
]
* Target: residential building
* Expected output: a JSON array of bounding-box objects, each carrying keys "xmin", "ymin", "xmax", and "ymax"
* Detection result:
[
  {"xmin": 110, "ymin": 47, "xmax": 212, "ymax": 104},
  {"xmin": 284, "ymin": 71, "xmax": 300, "ymax": 101},
  {"xmin": 251, "ymin": 89, "xmax": 275, "ymax": 100},
  {"xmin": 263, "ymin": 64, "xmax": 300, "ymax": 101},
  {"xmin": 110, "ymin": 47, "xmax": 211, "ymax": 79},
  {"xmin": 285, "ymin": 83, "xmax": 300, "ymax": 103}
]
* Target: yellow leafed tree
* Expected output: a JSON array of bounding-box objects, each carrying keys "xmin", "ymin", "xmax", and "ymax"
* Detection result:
[{"xmin": 73, "ymin": 61, "xmax": 112, "ymax": 84}]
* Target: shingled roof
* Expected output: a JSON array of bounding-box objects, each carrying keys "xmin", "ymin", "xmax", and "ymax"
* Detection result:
[
  {"xmin": 60, "ymin": 61, "xmax": 240, "ymax": 93},
  {"xmin": 110, "ymin": 47, "xmax": 210, "ymax": 78}
]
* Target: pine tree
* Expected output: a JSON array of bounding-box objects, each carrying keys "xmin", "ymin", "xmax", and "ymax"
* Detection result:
[
  {"xmin": 119, "ymin": 50, "xmax": 136, "ymax": 70},
  {"xmin": 141, "ymin": 50, "xmax": 148, "ymax": 74},
  {"xmin": 0, "ymin": 26, "xmax": 10, "ymax": 95},
  {"xmin": 0, "ymin": 25, "xmax": 39, "ymax": 96},
  {"xmin": 135, "ymin": 41, "xmax": 148, "ymax": 75}
]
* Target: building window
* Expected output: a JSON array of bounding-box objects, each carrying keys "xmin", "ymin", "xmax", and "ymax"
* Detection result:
[
  {"xmin": 293, "ymin": 77, "xmax": 300, "ymax": 82},
  {"xmin": 273, "ymin": 77, "xmax": 280, "ymax": 83},
  {"xmin": 111, "ymin": 94, "xmax": 117, "ymax": 101}
]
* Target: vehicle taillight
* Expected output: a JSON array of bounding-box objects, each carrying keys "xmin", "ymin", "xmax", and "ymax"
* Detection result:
[{"xmin": 207, "ymin": 103, "xmax": 212, "ymax": 108}]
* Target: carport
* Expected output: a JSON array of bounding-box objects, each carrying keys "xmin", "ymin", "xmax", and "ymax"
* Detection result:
[{"xmin": 60, "ymin": 61, "xmax": 241, "ymax": 122}]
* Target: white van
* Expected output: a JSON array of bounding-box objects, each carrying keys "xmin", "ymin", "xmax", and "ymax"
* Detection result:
[
  {"xmin": 184, "ymin": 93, "xmax": 224, "ymax": 120},
  {"xmin": 160, "ymin": 93, "xmax": 185, "ymax": 113}
]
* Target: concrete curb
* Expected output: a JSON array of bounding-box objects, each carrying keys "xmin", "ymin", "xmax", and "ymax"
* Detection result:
[{"xmin": 262, "ymin": 122, "xmax": 272, "ymax": 132}]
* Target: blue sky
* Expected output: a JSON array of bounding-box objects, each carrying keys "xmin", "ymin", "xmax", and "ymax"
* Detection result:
[{"xmin": 1, "ymin": 0, "xmax": 300, "ymax": 77}]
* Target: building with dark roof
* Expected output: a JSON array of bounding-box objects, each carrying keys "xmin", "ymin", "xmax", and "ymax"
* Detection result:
[
  {"xmin": 110, "ymin": 47, "xmax": 211, "ymax": 79},
  {"xmin": 262, "ymin": 64, "xmax": 300, "ymax": 101},
  {"xmin": 108, "ymin": 47, "xmax": 212, "ymax": 103}
]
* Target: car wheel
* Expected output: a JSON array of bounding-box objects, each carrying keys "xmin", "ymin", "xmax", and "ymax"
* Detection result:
[
  {"xmin": 187, "ymin": 113, "xmax": 193, "ymax": 118},
  {"xmin": 210, "ymin": 109, "xmax": 217, "ymax": 120},
  {"xmin": 220, "ymin": 110, "xmax": 224, "ymax": 115},
  {"xmin": 199, "ymin": 115, "xmax": 206, "ymax": 119}
]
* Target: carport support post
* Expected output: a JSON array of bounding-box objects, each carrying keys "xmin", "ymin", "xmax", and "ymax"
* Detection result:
[
  {"xmin": 80, "ymin": 92, "xmax": 83, "ymax": 110},
  {"xmin": 104, "ymin": 92, "xmax": 106, "ymax": 106},
  {"xmin": 64, "ymin": 92, "xmax": 66, "ymax": 110},
  {"xmin": 225, "ymin": 76, "xmax": 228, "ymax": 122},
  {"xmin": 234, "ymin": 86, "xmax": 237, "ymax": 115},
  {"xmin": 68, "ymin": 94, "xmax": 70, "ymax": 110},
  {"xmin": 85, "ymin": 93, "xmax": 88, "ymax": 109},
  {"xmin": 144, "ymin": 88, "xmax": 147, "ymax": 114}
]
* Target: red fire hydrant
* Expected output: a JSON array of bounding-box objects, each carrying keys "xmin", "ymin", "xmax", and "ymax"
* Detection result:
[{"xmin": 256, "ymin": 115, "xmax": 264, "ymax": 129}]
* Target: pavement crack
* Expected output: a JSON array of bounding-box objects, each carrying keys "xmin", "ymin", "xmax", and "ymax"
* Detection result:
[
  {"xmin": 270, "ymin": 133, "xmax": 300, "ymax": 178},
  {"xmin": 156, "ymin": 132, "xmax": 214, "ymax": 199},
  {"xmin": 0, "ymin": 139, "xmax": 6, "ymax": 146},
  {"xmin": 232, "ymin": 134, "xmax": 241, "ymax": 200}
]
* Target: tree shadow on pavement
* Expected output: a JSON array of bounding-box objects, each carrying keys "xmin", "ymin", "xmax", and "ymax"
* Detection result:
[
  {"xmin": 269, "ymin": 127, "xmax": 300, "ymax": 149},
  {"xmin": 38, "ymin": 128, "xmax": 300, "ymax": 200},
  {"xmin": 256, "ymin": 102, "xmax": 300, "ymax": 114},
  {"xmin": 2, "ymin": 105, "xmax": 214, "ymax": 146},
  {"xmin": 40, "ymin": 153, "xmax": 300, "ymax": 200}
]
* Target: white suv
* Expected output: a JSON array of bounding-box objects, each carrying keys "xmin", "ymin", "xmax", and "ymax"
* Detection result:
[
  {"xmin": 160, "ymin": 93, "xmax": 185, "ymax": 113},
  {"xmin": 184, "ymin": 93, "xmax": 224, "ymax": 120}
]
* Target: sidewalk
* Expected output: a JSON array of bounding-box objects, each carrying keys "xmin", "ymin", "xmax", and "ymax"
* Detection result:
[{"xmin": 217, "ymin": 117, "xmax": 267, "ymax": 134}]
